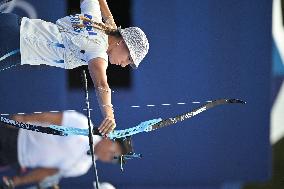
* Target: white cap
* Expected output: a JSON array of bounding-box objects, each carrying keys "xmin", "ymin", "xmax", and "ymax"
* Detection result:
[{"xmin": 118, "ymin": 27, "xmax": 149, "ymax": 69}]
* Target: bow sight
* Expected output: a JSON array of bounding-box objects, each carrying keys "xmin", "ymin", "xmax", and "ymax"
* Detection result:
[{"xmin": 114, "ymin": 152, "xmax": 143, "ymax": 171}]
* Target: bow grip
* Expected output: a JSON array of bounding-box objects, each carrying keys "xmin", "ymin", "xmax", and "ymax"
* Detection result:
[{"xmin": 92, "ymin": 127, "xmax": 102, "ymax": 136}]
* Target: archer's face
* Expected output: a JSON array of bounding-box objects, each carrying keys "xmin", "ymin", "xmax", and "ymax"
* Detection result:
[
  {"xmin": 95, "ymin": 138, "xmax": 122, "ymax": 162},
  {"xmin": 109, "ymin": 40, "xmax": 132, "ymax": 68}
]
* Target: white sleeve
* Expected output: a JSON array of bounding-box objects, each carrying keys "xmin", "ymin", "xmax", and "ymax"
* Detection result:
[
  {"xmin": 85, "ymin": 49, "xmax": 108, "ymax": 63},
  {"xmin": 80, "ymin": 0, "xmax": 102, "ymax": 21},
  {"xmin": 84, "ymin": 36, "xmax": 109, "ymax": 63}
]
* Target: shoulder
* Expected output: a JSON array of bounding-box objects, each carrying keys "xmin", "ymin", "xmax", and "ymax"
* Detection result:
[
  {"xmin": 85, "ymin": 36, "xmax": 109, "ymax": 65},
  {"xmin": 80, "ymin": 0, "xmax": 98, "ymax": 6},
  {"xmin": 80, "ymin": 0, "xmax": 103, "ymax": 23},
  {"xmin": 88, "ymin": 57, "xmax": 108, "ymax": 70},
  {"xmin": 80, "ymin": 0, "xmax": 101, "ymax": 19}
]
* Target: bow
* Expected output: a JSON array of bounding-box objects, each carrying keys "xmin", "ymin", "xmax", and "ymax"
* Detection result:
[
  {"xmin": 0, "ymin": 99, "xmax": 245, "ymax": 139},
  {"xmin": 0, "ymin": 98, "xmax": 246, "ymax": 173}
]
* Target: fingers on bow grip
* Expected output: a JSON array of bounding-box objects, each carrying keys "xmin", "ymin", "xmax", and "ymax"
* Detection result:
[{"xmin": 98, "ymin": 117, "xmax": 116, "ymax": 136}]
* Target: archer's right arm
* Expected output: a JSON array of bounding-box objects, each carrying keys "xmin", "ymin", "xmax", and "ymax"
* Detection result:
[{"xmin": 88, "ymin": 58, "xmax": 116, "ymax": 135}]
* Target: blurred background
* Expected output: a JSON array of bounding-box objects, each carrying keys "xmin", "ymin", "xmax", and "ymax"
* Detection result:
[{"xmin": 0, "ymin": 0, "xmax": 282, "ymax": 188}]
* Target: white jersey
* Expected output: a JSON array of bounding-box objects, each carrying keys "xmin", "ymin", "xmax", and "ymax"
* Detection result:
[
  {"xmin": 17, "ymin": 111, "xmax": 101, "ymax": 178},
  {"xmin": 20, "ymin": 0, "xmax": 108, "ymax": 69}
]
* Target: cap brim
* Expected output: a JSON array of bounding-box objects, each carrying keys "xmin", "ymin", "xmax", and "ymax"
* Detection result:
[
  {"xmin": 130, "ymin": 63, "xmax": 138, "ymax": 69},
  {"xmin": 118, "ymin": 27, "xmax": 138, "ymax": 69}
]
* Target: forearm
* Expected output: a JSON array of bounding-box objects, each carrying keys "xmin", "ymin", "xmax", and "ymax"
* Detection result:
[
  {"xmin": 95, "ymin": 87, "xmax": 114, "ymax": 118},
  {"xmin": 98, "ymin": 0, "xmax": 113, "ymax": 20},
  {"xmin": 88, "ymin": 58, "xmax": 114, "ymax": 119},
  {"xmin": 97, "ymin": 0, "xmax": 116, "ymax": 28},
  {"xmin": 88, "ymin": 58, "xmax": 116, "ymax": 134},
  {"xmin": 12, "ymin": 168, "xmax": 58, "ymax": 187}
]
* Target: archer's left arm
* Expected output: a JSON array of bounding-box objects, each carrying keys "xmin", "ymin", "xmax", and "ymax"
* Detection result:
[
  {"xmin": 98, "ymin": 0, "xmax": 116, "ymax": 28},
  {"xmin": 80, "ymin": 0, "xmax": 117, "ymax": 28}
]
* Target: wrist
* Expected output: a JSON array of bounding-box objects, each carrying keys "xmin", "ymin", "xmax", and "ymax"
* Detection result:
[
  {"xmin": 103, "ymin": 15, "xmax": 113, "ymax": 22},
  {"xmin": 100, "ymin": 104, "xmax": 114, "ymax": 117},
  {"xmin": 104, "ymin": 111, "xmax": 114, "ymax": 119},
  {"xmin": 104, "ymin": 16, "xmax": 116, "ymax": 29}
]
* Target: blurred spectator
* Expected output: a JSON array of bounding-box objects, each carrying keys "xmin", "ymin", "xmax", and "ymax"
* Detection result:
[{"xmin": 0, "ymin": 111, "xmax": 132, "ymax": 188}]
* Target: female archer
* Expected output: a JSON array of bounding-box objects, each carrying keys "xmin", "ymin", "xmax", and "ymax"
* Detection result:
[{"xmin": 0, "ymin": 0, "xmax": 149, "ymax": 136}]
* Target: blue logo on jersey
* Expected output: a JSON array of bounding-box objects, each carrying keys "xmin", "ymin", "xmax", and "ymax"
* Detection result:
[
  {"xmin": 54, "ymin": 60, "xmax": 64, "ymax": 64},
  {"xmin": 83, "ymin": 14, "xmax": 97, "ymax": 36},
  {"xmin": 70, "ymin": 14, "xmax": 97, "ymax": 36},
  {"xmin": 70, "ymin": 14, "xmax": 83, "ymax": 33}
]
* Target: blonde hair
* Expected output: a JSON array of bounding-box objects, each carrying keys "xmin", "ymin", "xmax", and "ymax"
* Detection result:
[{"xmin": 76, "ymin": 15, "xmax": 121, "ymax": 37}]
